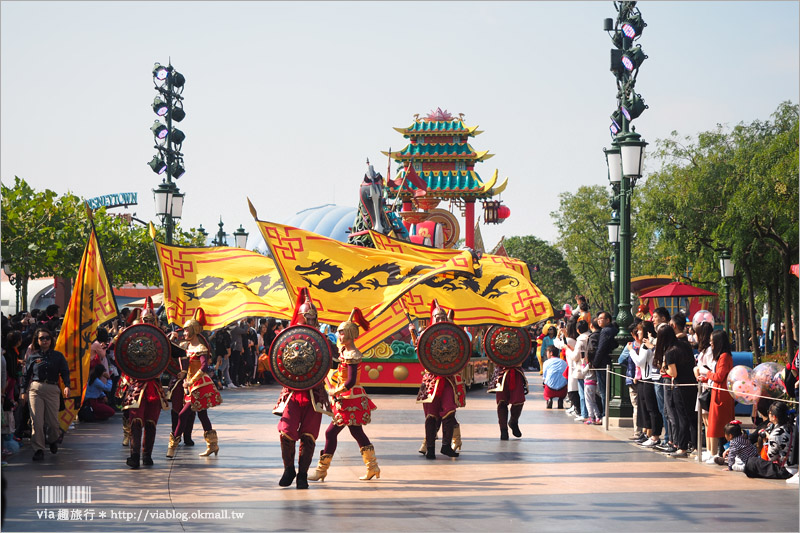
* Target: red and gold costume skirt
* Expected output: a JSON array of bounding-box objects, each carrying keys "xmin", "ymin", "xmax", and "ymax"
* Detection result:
[{"xmin": 185, "ymin": 372, "xmax": 222, "ymax": 411}]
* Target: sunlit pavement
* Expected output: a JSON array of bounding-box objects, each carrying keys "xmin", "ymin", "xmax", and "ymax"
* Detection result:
[{"xmin": 2, "ymin": 372, "xmax": 797, "ymax": 532}]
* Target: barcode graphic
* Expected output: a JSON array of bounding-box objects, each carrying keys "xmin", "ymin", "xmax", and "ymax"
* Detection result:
[{"xmin": 36, "ymin": 486, "xmax": 92, "ymax": 504}]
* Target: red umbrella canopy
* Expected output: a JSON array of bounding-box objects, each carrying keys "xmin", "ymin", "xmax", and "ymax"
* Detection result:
[{"xmin": 639, "ymin": 281, "xmax": 717, "ymax": 298}]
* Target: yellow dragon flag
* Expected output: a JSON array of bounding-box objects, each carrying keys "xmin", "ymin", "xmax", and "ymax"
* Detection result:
[
  {"xmin": 56, "ymin": 228, "xmax": 119, "ymax": 433},
  {"xmin": 369, "ymin": 230, "xmax": 553, "ymax": 326},
  {"xmin": 154, "ymin": 240, "xmax": 293, "ymax": 329},
  {"xmin": 253, "ymin": 218, "xmax": 479, "ymax": 348}
]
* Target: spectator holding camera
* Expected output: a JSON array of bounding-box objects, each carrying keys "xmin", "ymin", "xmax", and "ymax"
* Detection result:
[{"xmin": 90, "ymin": 327, "xmax": 110, "ymax": 372}]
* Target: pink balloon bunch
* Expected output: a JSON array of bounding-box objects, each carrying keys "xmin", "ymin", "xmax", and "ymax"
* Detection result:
[
  {"xmin": 692, "ymin": 309, "xmax": 715, "ymax": 329},
  {"xmin": 752, "ymin": 362, "xmax": 787, "ymax": 399},
  {"xmin": 726, "ymin": 365, "xmax": 759, "ymax": 405}
]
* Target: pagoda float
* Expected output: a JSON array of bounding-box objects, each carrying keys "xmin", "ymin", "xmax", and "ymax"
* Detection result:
[{"xmin": 383, "ymin": 107, "xmax": 510, "ymax": 249}]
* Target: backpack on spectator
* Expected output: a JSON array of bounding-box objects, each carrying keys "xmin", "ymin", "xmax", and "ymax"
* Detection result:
[
  {"xmin": 586, "ymin": 331, "xmax": 600, "ymax": 368},
  {"xmin": 77, "ymin": 403, "xmax": 95, "ymax": 423}
]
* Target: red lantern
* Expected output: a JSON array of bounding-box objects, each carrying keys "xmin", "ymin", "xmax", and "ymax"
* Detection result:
[{"xmin": 498, "ymin": 205, "xmax": 511, "ymax": 219}]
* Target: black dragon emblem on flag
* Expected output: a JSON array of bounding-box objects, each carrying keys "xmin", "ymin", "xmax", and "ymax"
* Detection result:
[
  {"xmin": 182, "ymin": 274, "xmax": 285, "ymax": 301},
  {"xmin": 295, "ymin": 259, "xmax": 433, "ymax": 293}
]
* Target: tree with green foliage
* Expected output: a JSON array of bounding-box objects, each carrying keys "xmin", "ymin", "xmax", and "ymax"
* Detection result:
[
  {"xmin": 503, "ymin": 235, "xmax": 577, "ymax": 306},
  {"xmin": 1, "ymin": 177, "xmax": 206, "ymax": 309},
  {"xmin": 638, "ymin": 101, "xmax": 798, "ymax": 355},
  {"xmin": 550, "ymin": 185, "xmax": 615, "ymax": 314}
]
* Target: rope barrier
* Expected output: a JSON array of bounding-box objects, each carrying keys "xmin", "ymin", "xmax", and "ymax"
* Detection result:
[{"xmin": 602, "ymin": 367, "xmax": 799, "ymax": 404}]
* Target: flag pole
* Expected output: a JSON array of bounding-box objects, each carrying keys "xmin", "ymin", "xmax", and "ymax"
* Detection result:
[
  {"xmin": 399, "ymin": 297, "xmax": 418, "ymax": 345},
  {"xmin": 386, "ymin": 147, "xmax": 392, "ymax": 189},
  {"xmin": 391, "ymin": 159, "xmax": 413, "ymax": 211}
]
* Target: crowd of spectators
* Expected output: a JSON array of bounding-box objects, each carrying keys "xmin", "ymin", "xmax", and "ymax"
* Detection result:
[
  {"xmin": 0, "ymin": 302, "xmax": 292, "ymax": 463},
  {"xmin": 532, "ymin": 297, "xmax": 799, "ymax": 483},
  {"xmin": 2, "ymin": 297, "xmax": 797, "ymax": 486}
]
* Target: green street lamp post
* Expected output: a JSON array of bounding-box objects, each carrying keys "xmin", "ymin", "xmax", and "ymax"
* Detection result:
[
  {"xmin": 2, "ymin": 262, "xmax": 21, "ymax": 314},
  {"xmin": 153, "ymin": 181, "xmax": 184, "ymax": 245},
  {"xmin": 212, "ymin": 218, "xmax": 227, "ymax": 247},
  {"xmin": 607, "ymin": 213, "xmax": 620, "ymax": 314},
  {"xmin": 233, "ymin": 225, "xmax": 249, "ymax": 249},
  {"xmin": 719, "ymin": 250, "xmax": 735, "ymax": 340},
  {"xmin": 148, "ymin": 61, "xmax": 187, "ymax": 245},
  {"xmin": 603, "ymin": 1, "xmax": 649, "ymax": 421},
  {"xmin": 614, "ymin": 129, "xmax": 647, "ymax": 340}
]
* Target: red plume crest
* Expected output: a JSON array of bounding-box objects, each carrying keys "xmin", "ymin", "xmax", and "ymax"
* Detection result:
[{"xmin": 348, "ymin": 307, "xmax": 370, "ymax": 332}]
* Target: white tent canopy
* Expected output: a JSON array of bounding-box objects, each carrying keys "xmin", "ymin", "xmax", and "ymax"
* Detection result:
[
  {"xmin": 1, "ymin": 278, "xmax": 55, "ymax": 316},
  {"xmin": 126, "ymin": 292, "xmax": 164, "ymax": 308}
]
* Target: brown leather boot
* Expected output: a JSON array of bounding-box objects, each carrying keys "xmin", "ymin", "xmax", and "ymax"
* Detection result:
[
  {"xmin": 497, "ymin": 402, "xmax": 509, "ymax": 440},
  {"xmin": 296, "ymin": 435, "xmax": 315, "ymax": 489},
  {"xmin": 424, "ymin": 416, "xmax": 439, "ymax": 459},
  {"xmin": 278, "ymin": 435, "xmax": 296, "ymax": 487},
  {"xmin": 509, "ymin": 404, "xmax": 523, "ymax": 438},
  {"xmin": 440, "ymin": 416, "xmax": 459, "ymax": 457},
  {"xmin": 127, "ymin": 419, "xmax": 143, "ymax": 468},
  {"xmin": 142, "ymin": 421, "xmax": 156, "ymax": 466}
]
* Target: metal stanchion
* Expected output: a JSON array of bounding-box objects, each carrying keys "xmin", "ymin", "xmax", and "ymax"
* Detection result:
[
  {"xmin": 605, "ymin": 364, "xmax": 611, "ymax": 431},
  {"xmin": 696, "ymin": 381, "xmax": 703, "ymax": 463}
]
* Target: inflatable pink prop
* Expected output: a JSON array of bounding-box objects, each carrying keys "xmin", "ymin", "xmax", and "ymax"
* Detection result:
[
  {"xmin": 727, "ymin": 365, "xmax": 759, "ymax": 405},
  {"xmin": 692, "ymin": 309, "xmax": 715, "ymax": 329},
  {"xmin": 752, "ymin": 362, "xmax": 788, "ymax": 399}
]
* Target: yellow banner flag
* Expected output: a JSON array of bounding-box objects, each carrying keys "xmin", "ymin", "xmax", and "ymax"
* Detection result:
[
  {"xmin": 154, "ymin": 241, "xmax": 293, "ymax": 329},
  {"xmin": 254, "ymin": 219, "xmax": 478, "ymax": 332},
  {"xmin": 56, "ymin": 228, "xmax": 119, "ymax": 433},
  {"xmin": 369, "ymin": 231, "xmax": 553, "ymax": 326}
]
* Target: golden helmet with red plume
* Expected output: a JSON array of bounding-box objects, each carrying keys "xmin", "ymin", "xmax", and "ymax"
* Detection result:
[
  {"xmin": 291, "ymin": 287, "xmax": 318, "ymax": 327},
  {"xmin": 183, "ymin": 308, "xmax": 207, "ymax": 337},
  {"xmin": 337, "ymin": 307, "xmax": 370, "ymax": 344},
  {"xmin": 140, "ymin": 296, "xmax": 157, "ymax": 325}
]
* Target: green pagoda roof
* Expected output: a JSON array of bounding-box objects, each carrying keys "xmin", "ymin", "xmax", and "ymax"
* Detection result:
[
  {"xmin": 407, "ymin": 120, "xmax": 467, "ymax": 133},
  {"xmin": 399, "ymin": 143, "xmax": 474, "ymax": 157},
  {"xmin": 387, "ymin": 170, "xmax": 495, "ymax": 198},
  {"xmin": 392, "ymin": 122, "xmax": 482, "ymax": 137}
]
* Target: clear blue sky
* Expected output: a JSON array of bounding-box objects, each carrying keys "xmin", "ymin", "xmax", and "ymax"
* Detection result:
[{"xmin": 2, "ymin": 1, "xmax": 798, "ymax": 252}]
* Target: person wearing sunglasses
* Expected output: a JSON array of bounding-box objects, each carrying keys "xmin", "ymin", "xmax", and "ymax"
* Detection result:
[{"xmin": 19, "ymin": 327, "xmax": 70, "ymax": 461}]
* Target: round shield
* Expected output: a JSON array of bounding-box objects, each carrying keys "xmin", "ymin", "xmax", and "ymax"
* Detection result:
[
  {"xmin": 417, "ymin": 322, "xmax": 471, "ymax": 376},
  {"xmin": 115, "ymin": 324, "xmax": 172, "ymax": 380},
  {"xmin": 269, "ymin": 325, "xmax": 333, "ymax": 390},
  {"xmin": 483, "ymin": 325, "xmax": 531, "ymax": 368}
]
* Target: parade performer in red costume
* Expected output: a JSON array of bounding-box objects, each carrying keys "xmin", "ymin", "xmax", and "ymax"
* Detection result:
[
  {"xmin": 273, "ymin": 289, "xmax": 332, "ymax": 489},
  {"xmin": 116, "ymin": 310, "xmax": 137, "ymax": 449},
  {"xmin": 308, "ymin": 308, "xmax": 380, "ymax": 482},
  {"xmin": 488, "ymin": 355, "xmax": 528, "ymax": 440},
  {"xmin": 167, "ymin": 308, "xmax": 223, "ymax": 459},
  {"xmin": 121, "ymin": 298, "xmax": 169, "ymax": 468},
  {"xmin": 165, "ymin": 303, "xmax": 196, "ymax": 449},
  {"xmin": 414, "ymin": 300, "xmax": 466, "ymax": 459}
]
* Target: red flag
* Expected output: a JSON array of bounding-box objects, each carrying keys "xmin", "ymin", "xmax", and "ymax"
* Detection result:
[
  {"xmin": 392, "ymin": 164, "xmax": 427, "ymax": 197},
  {"xmin": 405, "ymin": 164, "xmax": 428, "ymax": 197}
]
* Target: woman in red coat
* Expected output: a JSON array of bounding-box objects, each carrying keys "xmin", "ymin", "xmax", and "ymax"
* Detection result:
[{"xmin": 698, "ymin": 330, "xmax": 735, "ymax": 461}]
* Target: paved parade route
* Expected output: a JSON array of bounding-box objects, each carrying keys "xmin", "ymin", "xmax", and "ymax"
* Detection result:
[{"xmin": 2, "ymin": 373, "xmax": 797, "ymax": 532}]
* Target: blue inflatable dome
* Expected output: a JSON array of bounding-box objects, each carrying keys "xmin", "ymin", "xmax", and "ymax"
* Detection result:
[
  {"xmin": 250, "ymin": 204, "xmax": 358, "ymax": 251},
  {"xmin": 284, "ymin": 204, "xmax": 358, "ymax": 242}
]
